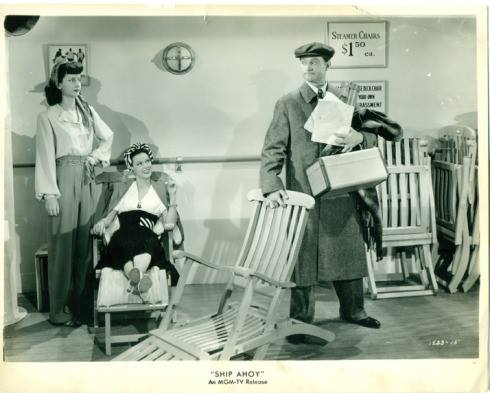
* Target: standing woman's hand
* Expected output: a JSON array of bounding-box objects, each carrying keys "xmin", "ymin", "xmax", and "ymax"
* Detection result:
[
  {"xmin": 166, "ymin": 178, "xmax": 177, "ymax": 197},
  {"xmin": 45, "ymin": 196, "xmax": 60, "ymax": 216}
]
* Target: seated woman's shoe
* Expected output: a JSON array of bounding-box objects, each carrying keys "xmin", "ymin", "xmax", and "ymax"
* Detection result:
[
  {"xmin": 128, "ymin": 267, "xmax": 142, "ymax": 286},
  {"xmin": 137, "ymin": 274, "xmax": 152, "ymax": 293}
]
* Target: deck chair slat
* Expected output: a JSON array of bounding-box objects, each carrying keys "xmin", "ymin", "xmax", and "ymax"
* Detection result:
[
  {"xmin": 406, "ymin": 139, "xmax": 418, "ymax": 227},
  {"xmin": 281, "ymin": 208, "xmax": 309, "ymax": 282},
  {"xmin": 378, "ymin": 138, "xmax": 389, "ymax": 227},
  {"xmin": 263, "ymin": 205, "xmax": 292, "ymax": 278},
  {"xmin": 397, "ymin": 141, "xmax": 409, "ymax": 227},
  {"xmin": 274, "ymin": 205, "xmax": 300, "ymax": 281},
  {"xmin": 174, "ymin": 309, "xmax": 236, "ymax": 337},
  {"xmin": 158, "ymin": 352, "xmax": 174, "ymax": 360},
  {"xmin": 256, "ymin": 206, "xmax": 286, "ymax": 276},
  {"xmin": 248, "ymin": 207, "xmax": 276, "ymax": 271},
  {"xmin": 144, "ymin": 347, "xmax": 166, "ymax": 361},
  {"xmin": 134, "ymin": 343, "xmax": 160, "ymax": 361},
  {"xmin": 242, "ymin": 203, "xmax": 268, "ymax": 268}
]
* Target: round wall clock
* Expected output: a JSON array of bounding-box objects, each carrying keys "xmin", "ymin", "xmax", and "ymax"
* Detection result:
[{"xmin": 162, "ymin": 42, "xmax": 195, "ymax": 75}]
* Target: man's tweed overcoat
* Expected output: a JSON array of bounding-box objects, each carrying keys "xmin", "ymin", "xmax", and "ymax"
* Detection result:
[{"xmin": 260, "ymin": 82, "xmax": 377, "ymax": 286}]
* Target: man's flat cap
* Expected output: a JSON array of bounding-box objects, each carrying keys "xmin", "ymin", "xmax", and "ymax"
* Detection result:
[{"xmin": 294, "ymin": 42, "xmax": 335, "ymax": 61}]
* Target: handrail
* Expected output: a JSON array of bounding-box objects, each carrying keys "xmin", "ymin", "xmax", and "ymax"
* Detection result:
[{"xmin": 13, "ymin": 154, "xmax": 262, "ymax": 169}]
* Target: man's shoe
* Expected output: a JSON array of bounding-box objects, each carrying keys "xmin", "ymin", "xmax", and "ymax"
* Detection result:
[
  {"xmin": 341, "ymin": 316, "xmax": 381, "ymax": 329},
  {"xmin": 286, "ymin": 334, "xmax": 328, "ymax": 345}
]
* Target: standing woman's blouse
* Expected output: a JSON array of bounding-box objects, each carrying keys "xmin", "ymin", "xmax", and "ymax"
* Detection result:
[{"xmin": 35, "ymin": 104, "xmax": 114, "ymax": 200}]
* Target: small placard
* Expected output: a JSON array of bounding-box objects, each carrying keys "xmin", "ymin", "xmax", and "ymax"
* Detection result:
[
  {"xmin": 330, "ymin": 81, "xmax": 387, "ymax": 113},
  {"xmin": 327, "ymin": 21, "xmax": 387, "ymax": 68}
]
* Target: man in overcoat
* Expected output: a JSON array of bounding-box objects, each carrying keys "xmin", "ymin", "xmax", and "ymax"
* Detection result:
[{"xmin": 260, "ymin": 42, "xmax": 381, "ymax": 344}]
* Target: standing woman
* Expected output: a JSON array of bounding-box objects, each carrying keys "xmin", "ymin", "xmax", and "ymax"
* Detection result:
[{"xmin": 35, "ymin": 60, "xmax": 114, "ymax": 326}]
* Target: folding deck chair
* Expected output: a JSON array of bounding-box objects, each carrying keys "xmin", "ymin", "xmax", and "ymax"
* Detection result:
[
  {"xmin": 113, "ymin": 189, "xmax": 335, "ymax": 361},
  {"xmin": 431, "ymin": 126, "xmax": 478, "ymax": 293},
  {"xmin": 365, "ymin": 137, "xmax": 439, "ymax": 299},
  {"xmin": 92, "ymin": 170, "xmax": 183, "ymax": 355}
]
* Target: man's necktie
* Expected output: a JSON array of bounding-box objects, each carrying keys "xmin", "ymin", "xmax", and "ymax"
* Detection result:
[{"xmin": 317, "ymin": 89, "xmax": 324, "ymax": 99}]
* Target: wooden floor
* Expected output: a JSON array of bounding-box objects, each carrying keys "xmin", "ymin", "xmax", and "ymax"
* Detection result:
[{"xmin": 4, "ymin": 283, "xmax": 479, "ymax": 362}]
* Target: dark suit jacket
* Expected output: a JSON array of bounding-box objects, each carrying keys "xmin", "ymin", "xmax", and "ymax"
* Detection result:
[{"xmin": 260, "ymin": 82, "xmax": 377, "ymax": 285}]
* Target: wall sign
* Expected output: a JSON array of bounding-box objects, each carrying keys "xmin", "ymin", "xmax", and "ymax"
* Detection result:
[
  {"xmin": 330, "ymin": 80, "xmax": 387, "ymax": 113},
  {"xmin": 327, "ymin": 21, "xmax": 387, "ymax": 68}
]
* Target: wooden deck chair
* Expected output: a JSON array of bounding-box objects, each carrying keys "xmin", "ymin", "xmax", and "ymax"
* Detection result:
[
  {"xmin": 431, "ymin": 126, "xmax": 478, "ymax": 293},
  {"xmin": 91, "ymin": 170, "xmax": 183, "ymax": 355},
  {"xmin": 365, "ymin": 137, "xmax": 439, "ymax": 299},
  {"xmin": 112, "ymin": 189, "xmax": 335, "ymax": 361}
]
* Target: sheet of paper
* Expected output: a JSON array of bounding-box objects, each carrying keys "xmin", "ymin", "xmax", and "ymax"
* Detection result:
[{"xmin": 304, "ymin": 91, "xmax": 354, "ymax": 145}]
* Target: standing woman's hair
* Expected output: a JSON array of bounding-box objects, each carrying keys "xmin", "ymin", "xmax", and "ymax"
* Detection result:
[{"xmin": 44, "ymin": 60, "xmax": 93, "ymax": 128}]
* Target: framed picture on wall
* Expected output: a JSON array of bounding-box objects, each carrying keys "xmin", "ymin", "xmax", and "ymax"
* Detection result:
[
  {"xmin": 47, "ymin": 44, "xmax": 89, "ymax": 85},
  {"xmin": 327, "ymin": 21, "xmax": 388, "ymax": 68}
]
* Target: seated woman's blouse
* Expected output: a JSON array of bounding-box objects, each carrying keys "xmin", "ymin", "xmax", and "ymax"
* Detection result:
[
  {"xmin": 35, "ymin": 104, "xmax": 114, "ymax": 199},
  {"xmin": 114, "ymin": 182, "xmax": 167, "ymax": 217}
]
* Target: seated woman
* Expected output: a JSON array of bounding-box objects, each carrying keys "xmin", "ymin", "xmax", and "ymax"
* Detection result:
[{"xmin": 92, "ymin": 142, "xmax": 180, "ymax": 297}]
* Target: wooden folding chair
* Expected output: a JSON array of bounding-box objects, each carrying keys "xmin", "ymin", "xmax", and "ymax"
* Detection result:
[
  {"xmin": 431, "ymin": 126, "xmax": 478, "ymax": 293},
  {"xmin": 92, "ymin": 171, "xmax": 182, "ymax": 355},
  {"xmin": 113, "ymin": 189, "xmax": 335, "ymax": 361},
  {"xmin": 365, "ymin": 137, "xmax": 439, "ymax": 299}
]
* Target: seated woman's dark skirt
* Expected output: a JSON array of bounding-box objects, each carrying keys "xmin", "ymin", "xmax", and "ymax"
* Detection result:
[{"xmin": 98, "ymin": 210, "xmax": 179, "ymax": 285}]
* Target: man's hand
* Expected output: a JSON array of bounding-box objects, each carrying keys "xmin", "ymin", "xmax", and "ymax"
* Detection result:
[
  {"xmin": 334, "ymin": 128, "xmax": 364, "ymax": 153},
  {"xmin": 265, "ymin": 189, "xmax": 289, "ymax": 208},
  {"xmin": 45, "ymin": 197, "xmax": 59, "ymax": 216}
]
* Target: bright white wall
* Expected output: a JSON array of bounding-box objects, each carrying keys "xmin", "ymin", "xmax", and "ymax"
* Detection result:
[{"xmin": 7, "ymin": 15, "xmax": 477, "ymax": 291}]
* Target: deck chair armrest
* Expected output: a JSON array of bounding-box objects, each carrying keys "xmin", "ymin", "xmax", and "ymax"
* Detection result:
[
  {"xmin": 252, "ymin": 271, "xmax": 296, "ymax": 288},
  {"xmin": 220, "ymin": 265, "xmax": 296, "ymax": 289},
  {"xmin": 172, "ymin": 250, "xmax": 225, "ymax": 271}
]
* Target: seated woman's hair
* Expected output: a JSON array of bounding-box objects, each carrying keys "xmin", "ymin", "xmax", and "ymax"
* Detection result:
[
  {"xmin": 44, "ymin": 61, "xmax": 84, "ymax": 106},
  {"xmin": 124, "ymin": 143, "xmax": 154, "ymax": 169}
]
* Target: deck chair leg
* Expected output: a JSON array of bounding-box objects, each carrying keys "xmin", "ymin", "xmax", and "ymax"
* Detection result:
[
  {"xmin": 415, "ymin": 247, "xmax": 430, "ymax": 288},
  {"xmin": 421, "ymin": 245, "xmax": 438, "ymax": 293},
  {"xmin": 279, "ymin": 319, "xmax": 336, "ymax": 344},
  {"xmin": 400, "ymin": 251, "xmax": 408, "ymax": 281},
  {"xmin": 365, "ymin": 247, "xmax": 378, "ymax": 300},
  {"xmin": 93, "ymin": 290, "xmax": 99, "ymax": 329},
  {"xmin": 105, "ymin": 312, "xmax": 111, "ymax": 356},
  {"xmin": 448, "ymin": 237, "xmax": 470, "ymax": 293},
  {"xmin": 253, "ymin": 344, "xmax": 270, "ymax": 360},
  {"xmin": 461, "ymin": 246, "xmax": 479, "ymax": 292}
]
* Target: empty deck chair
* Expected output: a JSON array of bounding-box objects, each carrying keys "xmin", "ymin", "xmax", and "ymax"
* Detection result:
[
  {"xmin": 113, "ymin": 189, "xmax": 335, "ymax": 361},
  {"xmin": 432, "ymin": 126, "xmax": 478, "ymax": 293},
  {"xmin": 365, "ymin": 137, "xmax": 438, "ymax": 299}
]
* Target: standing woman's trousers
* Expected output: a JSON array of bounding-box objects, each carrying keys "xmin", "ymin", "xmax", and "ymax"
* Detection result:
[{"xmin": 48, "ymin": 155, "xmax": 96, "ymax": 323}]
